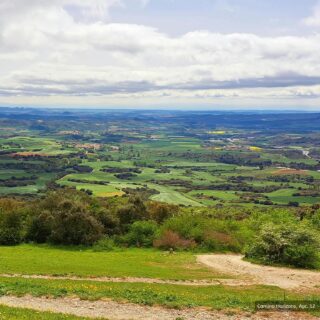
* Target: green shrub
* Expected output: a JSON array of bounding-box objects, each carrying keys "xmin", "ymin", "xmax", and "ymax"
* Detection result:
[
  {"xmin": 27, "ymin": 211, "xmax": 53, "ymax": 243},
  {"xmin": 117, "ymin": 196, "xmax": 148, "ymax": 227},
  {"xmin": 122, "ymin": 220, "xmax": 158, "ymax": 247},
  {"xmin": 0, "ymin": 198, "xmax": 26, "ymax": 245},
  {"xmin": 93, "ymin": 237, "xmax": 116, "ymax": 251},
  {"xmin": 160, "ymin": 214, "xmax": 248, "ymax": 252},
  {"xmin": 247, "ymin": 208, "xmax": 297, "ymax": 231},
  {"xmin": 0, "ymin": 210, "xmax": 23, "ymax": 245},
  {"xmin": 96, "ymin": 209, "xmax": 120, "ymax": 235},
  {"xmin": 310, "ymin": 210, "xmax": 320, "ymax": 229},
  {"xmin": 28, "ymin": 190, "xmax": 105, "ymax": 246},
  {"xmin": 202, "ymin": 230, "xmax": 240, "ymax": 252},
  {"xmin": 245, "ymin": 223, "xmax": 319, "ymax": 268},
  {"xmin": 147, "ymin": 202, "xmax": 178, "ymax": 223},
  {"xmin": 50, "ymin": 211, "xmax": 104, "ymax": 246}
]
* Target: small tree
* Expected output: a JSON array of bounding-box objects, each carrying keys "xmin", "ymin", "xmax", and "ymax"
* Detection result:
[
  {"xmin": 27, "ymin": 211, "xmax": 53, "ymax": 243},
  {"xmin": 0, "ymin": 210, "xmax": 23, "ymax": 245},
  {"xmin": 50, "ymin": 211, "xmax": 104, "ymax": 245},
  {"xmin": 123, "ymin": 220, "xmax": 158, "ymax": 247},
  {"xmin": 117, "ymin": 196, "xmax": 148, "ymax": 226},
  {"xmin": 245, "ymin": 223, "xmax": 319, "ymax": 268},
  {"xmin": 147, "ymin": 202, "xmax": 178, "ymax": 223}
]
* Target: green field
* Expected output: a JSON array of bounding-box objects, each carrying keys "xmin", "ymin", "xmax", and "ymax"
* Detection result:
[
  {"xmin": 0, "ymin": 277, "xmax": 305, "ymax": 311},
  {"xmin": 0, "ymin": 305, "xmax": 93, "ymax": 320},
  {"xmin": 0, "ymin": 118, "xmax": 319, "ymax": 206},
  {"xmin": 266, "ymin": 189, "xmax": 320, "ymax": 204},
  {"xmin": 0, "ymin": 245, "xmax": 317, "ymax": 312},
  {"xmin": 0, "ymin": 110, "xmax": 320, "ymax": 318},
  {"xmin": 0, "ymin": 245, "xmax": 220, "ymax": 280}
]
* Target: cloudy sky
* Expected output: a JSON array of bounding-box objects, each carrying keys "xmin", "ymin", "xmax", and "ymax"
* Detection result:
[{"xmin": 1, "ymin": 0, "xmax": 320, "ymax": 109}]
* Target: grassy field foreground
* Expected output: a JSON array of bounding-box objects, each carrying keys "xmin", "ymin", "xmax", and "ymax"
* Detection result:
[
  {"xmin": 0, "ymin": 245, "xmax": 222, "ymax": 280},
  {"xmin": 0, "ymin": 277, "xmax": 307, "ymax": 310},
  {"xmin": 0, "ymin": 245, "xmax": 318, "ymax": 312},
  {"xmin": 0, "ymin": 305, "xmax": 94, "ymax": 320}
]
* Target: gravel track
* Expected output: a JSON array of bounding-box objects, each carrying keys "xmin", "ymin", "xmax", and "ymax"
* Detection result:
[
  {"xmin": 197, "ymin": 254, "xmax": 320, "ymax": 290},
  {"xmin": 0, "ymin": 295, "xmax": 317, "ymax": 320}
]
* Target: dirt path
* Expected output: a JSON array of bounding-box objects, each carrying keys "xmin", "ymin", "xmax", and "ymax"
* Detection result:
[
  {"xmin": 1, "ymin": 257, "xmax": 319, "ymax": 319},
  {"xmin": 0, "ymin": 273, "xmax": 249, "ymax": 287},
  {"xmin": 197, "ymin": 254, "xmax": 320, "ymax": 290},
  {"xmin": 2, "ymin": 253, "xmax": 320, "ymax": 290},
  {"xmin": 0, "ymin": 295, "xmax": 317, "ymax": 320}
]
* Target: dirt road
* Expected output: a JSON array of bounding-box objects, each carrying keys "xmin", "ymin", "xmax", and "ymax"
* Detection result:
[
  {"xmin": 0, "ymin": 273, "xmax": 248, "ymax": 286},
  {"xmin": 0, "ymin": 255, "xmax": 319, "ymax": 319},
  {"xmin": 0, "ymin": 295, "xmax": 317, "ymax": 320},
  {"xmin": 197, "ymin": 254, "xmax": 320, "ymax": 290}
]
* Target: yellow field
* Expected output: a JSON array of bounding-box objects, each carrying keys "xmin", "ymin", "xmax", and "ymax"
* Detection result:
[
  {"xmin": 96, "ymin": 191, "xmax": 125, "ymax": 197},
  {"xmin": 249, "ymin": 146, "xmax": 262, "ymax": 151}
]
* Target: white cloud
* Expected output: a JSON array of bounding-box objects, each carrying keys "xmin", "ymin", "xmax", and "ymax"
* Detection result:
[
  {"xmin": 1, "ymin": 0, "xmax": 320, "ymax": 108},
  {"xmin": 303, "ymin": 1, "xmax": 320, "ymax": 27},
  {"xmin": 139, "ymin": 0, "xmax": 150, "ymax": 8},
  {"xmin": 0, "ymin": 0, "xmax": 122, "ymax": 21}
]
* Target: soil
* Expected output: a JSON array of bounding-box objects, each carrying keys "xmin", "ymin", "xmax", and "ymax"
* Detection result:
[
  {"xmin": 197, "ymin": 254, "xmax": 320, "ymax": 290},
  {"xmin": 0, "ymin": 273, "xmax": 247, "ymax": 286},
  {"xmin": 0, "ymin": 295, "xmax": 317, "ymax": 320},
  {"xmin": 1, "ymin": 254, "xmax": 320, "ymax": 319}
]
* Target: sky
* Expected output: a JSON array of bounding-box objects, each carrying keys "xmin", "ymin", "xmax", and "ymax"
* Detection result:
[{"xmin": 1, "ymin": 0, "xmax": 320, "ymax": 110}]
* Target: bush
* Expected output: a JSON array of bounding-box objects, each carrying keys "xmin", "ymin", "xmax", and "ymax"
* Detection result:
[
  {"xmin": 0, "ymin": 210, "xmax": 23, "ymax": 245},
  {"xmin": 161, "ymin": 214, "xmax": 208, "ymax": 244},
  {"xmin": 28, "ymin": 190, "xmax": 105, "ymax": 246},
  {"xmin": 27, "ymin": 211, "xmax": 53, "ymax": 243},
  {"xmin": 160, "ymin": 214, "xmax": 247, "ymax": 252},
  {"xmin": 122, "ymin": 220, "xmax": 158, "ymax": 247},
  {"xmin": 202, "ymin": 230, "xmax": 240, "ymax": 252},
  {"xmin": 310, "ymin": 210, "xmax": 320, "ymax": 229},
  {"xmin": 154, "ymin": 230, "xmax": 196, "ymax": 250},
  {"xmin": 245, "ymin": 223, "xmax": 319, "ymax": 268},
  {"xmin": 93, "ymin": 237, "xmax": 116, "ymax": 251},
  {"xmin": 147, "ymin": 202, "xmax": 178, "ymax": 223},
  {"xmin": 96, "ymin": 209, "xmax": 120, "ymax": 235},
  {"xmin": 117, "ymin": 196, "xmax": 148, "ymax": 226},
  {"xmin": 50, "ymin": 211, "xmax": 104, "ymax": 245}
]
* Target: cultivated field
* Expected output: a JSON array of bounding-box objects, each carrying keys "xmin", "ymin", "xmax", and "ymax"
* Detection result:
[{"xmin": 0, "ymin": 110, "xmax": 320, "ymax": 319}]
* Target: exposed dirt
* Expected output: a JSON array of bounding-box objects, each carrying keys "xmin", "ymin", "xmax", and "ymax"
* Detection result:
[
  {"xmin": 1, "ymin": 256, "xmax": 319, "ymax": 319},
  {"xmin": 3, "ymin": 253, "xmax": 320, "ymax": 291},
  {"xmin": 197, "ymin": 254, "xmax": 320, "ymax": 290},
  {"xmin": 272, "ymin": 168, "xmax": 308, "ymax": 175},
  {"xmin": 0, "ymin": 295, "xmax": 317, "ymax": 320},
  {"xmin": 10, "ymin": 152, "xmax": 50, "ymax": 157},
  {"xmin": 0, "ymin": 273, "xmax": 249, "ymax": 287}
]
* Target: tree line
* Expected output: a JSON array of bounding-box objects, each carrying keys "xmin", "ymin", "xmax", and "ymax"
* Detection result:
[{"xmin": 0, "ymin": 189, "xmax": 319, "ymax": 268}]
